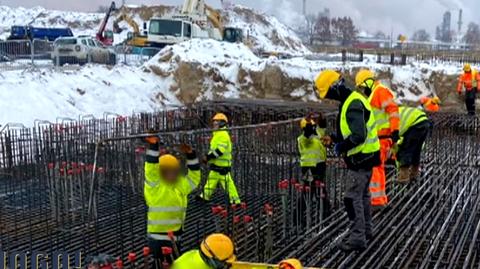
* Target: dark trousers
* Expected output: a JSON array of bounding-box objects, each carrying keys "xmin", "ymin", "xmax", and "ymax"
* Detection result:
[
  {"xmin": 148, "ymin": 238, "xmax": 182, "ymax": 269},
  {"xmin": 344, "ymin": 169, "xmax": 372, "ymax": 247},
  {"xmin": 397, "ymin": 121, "xmax": 431, "ymax": 167},
  {"xmin": 465, "ymin": 90, "xmax": 477, "ymax": 115},
  {"xmin": 301, "ymin": 163, "xmax": 331, "ymax": 217}
]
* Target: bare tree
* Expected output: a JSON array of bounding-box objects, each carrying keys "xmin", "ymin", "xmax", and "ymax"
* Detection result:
[
  {"xmin": 331, "ymin": 17, "xmax": 358, "ymax": 46},
  {"xmin": 412, "ymin": 29, "xmax": 431, "ymax": 42},
  {"xmin": 464, "ymin": 22, "xmax": 480, "ymax": 45},
  {"xmin": 314, "ymin": 15, "xmax": 331, "ymax": 43},
  {"xmin": 305, "ymin": 13, "xmax": 317, "ymax": 45}
]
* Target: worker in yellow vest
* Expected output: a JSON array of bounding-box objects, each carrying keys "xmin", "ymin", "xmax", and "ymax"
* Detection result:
[
  {"xmin": 315, "ymin": 70, "xmax": 380, "ymax": 251},
  {"xmin": 144, "ymin": 136, "xmax": 201, "ymax": 268},
  {"xmin": 201, "ymin": 113, "xmax": 241, "ymax": 204}
]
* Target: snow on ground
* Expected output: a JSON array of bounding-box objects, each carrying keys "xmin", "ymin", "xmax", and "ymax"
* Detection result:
[{"xmin": 0, "ymin": 64, "xmax": 180, "ymax": 125}]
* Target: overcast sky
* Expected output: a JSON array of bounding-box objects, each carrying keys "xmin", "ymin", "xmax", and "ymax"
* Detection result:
[{"xmin": 0, "ymin": 0, "xmax": 478, "ymax": 36}]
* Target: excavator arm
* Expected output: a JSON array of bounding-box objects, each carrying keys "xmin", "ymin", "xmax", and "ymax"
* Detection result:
[
  {"xmin": 96, "ymin": 1, "xmax": 116, "ymax": 45},
  {"xmin": 113, "ymin": 13, "xmax": 140, "ymax": 34}
]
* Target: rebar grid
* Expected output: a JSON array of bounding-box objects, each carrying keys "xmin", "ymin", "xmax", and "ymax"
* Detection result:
[{"xmin": 0, "ymin": 102, "xmax": 479, "ymax": 268}]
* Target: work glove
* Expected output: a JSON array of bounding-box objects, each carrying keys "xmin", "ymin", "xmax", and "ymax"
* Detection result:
[
  {"xmin": 144, "ymin": 136, "xmax": 159, "ymax": 145},
  {"xmin": 179, "ymin": 143, "xmax": 193, "ymax": 154},
  {"xmin": 391, "ymin": 130, "xmax": 400, "ymax": 144}
]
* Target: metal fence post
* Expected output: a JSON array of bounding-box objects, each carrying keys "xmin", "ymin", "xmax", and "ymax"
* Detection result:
[{"xmin": 30, "ymin": 39, "xmax": 34, "ymax": 66}]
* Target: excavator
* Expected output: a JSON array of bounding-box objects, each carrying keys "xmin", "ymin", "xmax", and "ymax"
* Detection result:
[
  {"xmin": 96, "ymin": 1, "xmax": 116, "ymax": 46},
  {"xmin": 205, "ymin": 4, "xmax": 244, "ymax": 43},
  {"xmin": 112, "ymin": 11, "xmax": 148, "ymax": 47}
]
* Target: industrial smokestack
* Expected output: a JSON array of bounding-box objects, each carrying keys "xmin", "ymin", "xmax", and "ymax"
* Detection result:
[
  {"xmin": 302, "ymin": 0, "xmax": 306, "ymax": 16},
  {"xmin": 458, "ymin": 9, "xmax": 463, "ymax": 33}
]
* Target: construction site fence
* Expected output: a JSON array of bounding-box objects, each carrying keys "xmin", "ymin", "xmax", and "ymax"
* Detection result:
[
  {"xmin": 0, "ymin": 40, "xmax": 161, "ymax": 71},
  {"xmin": 0, "ymin": 101, "xmax": 479, "ymax": 267}
]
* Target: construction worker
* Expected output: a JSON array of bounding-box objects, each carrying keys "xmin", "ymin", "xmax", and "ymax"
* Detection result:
[
  {"xmin": 420, "ymin": 96, "xmax": 440, "ymax": 112},
  {"xmin": 355, "ymin": 69, "xmax": 399, "ymax": 209},
  {"xmin": 171, "ymin": 233, "xmax": 236, "ymax": 269},
  {"xmin": 144, "ymin": 137, "xmax": 201, "ymax": 268},
  {"xmin": 457, "ymin": 63, "xmax": 480, "ymax": 115},
  {"xmin": 315, "ymin": 70, "xmax": 381, "ymax": 251},
  {"xmin": 396, "ymin": 106, "xmax": 432, "ymax": 183},
  {"xmin": 201, "ymin": 113, "xmax": 241, "ymax": 204},
  {"xmin": 297, "ymin": 116, "xmax": 331, "ymax": 217}
]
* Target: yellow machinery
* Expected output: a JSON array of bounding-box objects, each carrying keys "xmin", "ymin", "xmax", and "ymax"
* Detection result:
[
  {"xmin": 206, "ymin": 4, "xmax": 244, "ymax": 43},
  {"xmin": 113, "ymin": 12, "xmax": 148, "ymax": 47}
]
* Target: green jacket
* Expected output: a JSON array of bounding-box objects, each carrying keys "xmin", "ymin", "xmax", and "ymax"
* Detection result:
[
  {"xmin": 172, "ymin": 250, "xmax": 212, "ymax": 269},
  {"xmin": 209, "ymin": 127, "xmax": 232, "ymax": 168},
  {"xmin": 144, "ymin": 146, "xmax": 201, "ymax": 235}
]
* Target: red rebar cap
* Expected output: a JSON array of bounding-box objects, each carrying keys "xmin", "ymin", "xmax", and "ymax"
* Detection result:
[
  {"xmin": 314, "ymin": 180, "xmax": 324, "ymax": 188},
  {"xmin": 278, "ymin": 180, "xmax": 289, "ymax": 190},
  {"xmin": 211, "ymin": 206, "xmax": 223, "ymax": 215},
  {"xmin": 96, "ymin": 167, "xmax": 105, "ymax": 174},
  {"xmin": 143, "ymin": 247, "xmax": 150, "ymax": 256},
  {"xmin": 231, "ymin": 204, "xmax": 238, "ymax": 210},
  {"xmin": 240, "ymin": 202, "xmax": 247, "ymax": 209},
  {"xmin": 290, "ymin": 179, "xmax": 297, "ymax": 184},
  {"xmin": 116, "ymin": 258, "xmax": 123, "ymax": 269},
  {"xmin": 48, "ymin": 163, "xmax": 55, "ymax": 169},
  {"xmin": 244, "ymin": 215, "xmax": 253, "ymax": 223},
  {"xmin": 220, "ymin": 209, "xmax": 228, "ymax": 218},
  {"xmin": 233, "ymin": 216, "xmax": 241, "ymax": 224},
  {"xmin": 127, "ymin": 253, "xmax": 136, "ymax": 262},
  {"xmin": 304, "ymin": 186, "xmax": 311, "ymax": 192},
  {"xmin": 161, "ymin": 247, "xmax": 173, "ymax": 255}
]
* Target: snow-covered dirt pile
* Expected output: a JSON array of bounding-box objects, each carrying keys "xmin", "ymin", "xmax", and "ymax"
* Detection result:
[
  {"xmin": 144, "ymin": 39, "xmax": 465, "ymax": 106},
  {"xmin": 0, "ymin": 4, "xmax": 307, "ymax": 55},
  {"xmin": 0, "ymin": 65, "xmax": 180, "ymax": 124}
]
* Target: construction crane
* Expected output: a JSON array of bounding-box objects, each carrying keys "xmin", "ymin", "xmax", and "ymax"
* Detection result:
[
  {"xmin": 96, "ymin": 1, "xmax": 116, "ymax": 46},
  {"xmin": 113, "ymin": 12, "xmax": 148, "ymax": 47}
]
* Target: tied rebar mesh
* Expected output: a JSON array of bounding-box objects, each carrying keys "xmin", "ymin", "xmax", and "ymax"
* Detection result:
[{"xmin": 0, "ymin": 101, "xmax": 479, "ymax": 269}]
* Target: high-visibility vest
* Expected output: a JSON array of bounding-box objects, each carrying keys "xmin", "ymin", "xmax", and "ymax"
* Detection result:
[
  {"xmin": 144, "ymin": 162, "xmax": 200, "ymax": 234},
  {"xmin": 399, "ymin": 106, "xmax": 428, "ymax": 136},
  {"xmin": 172, "ymin": 250, "xmax": 212, "ymax": 269},
  {"xmin": 209, "ymin": 128, "xmax": 232, "ymax": 168},
  {"xmin": 368, "ymin": 83, "xmax": 395, "ymax": 132},
  {"xmin": 297, "ymin": 131, "xmax": 326, "ymax": 167},
  {"xmin": 340, "ymin": 91, "xmax": 380, "ymax": 157}
]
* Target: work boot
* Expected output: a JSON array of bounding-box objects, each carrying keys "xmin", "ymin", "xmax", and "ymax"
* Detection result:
[
  {"xmin": 337, "ymin": 239, "xmax": 366, "ymax": 252},
  {"xmin": 410, "ymin": 165, "xmax": 421, "ymax": 180},
  {"xmin": 397, "ymin": 166, "xmax": 411, "ymax": 184}
]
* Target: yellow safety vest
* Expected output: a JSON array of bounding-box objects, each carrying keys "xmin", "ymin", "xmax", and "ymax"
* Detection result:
[
  {"xmin": 297, "ymin": 130, "xmax": 326, "ymax": 167},
  {"xmin": 399, "ymin": 106, "xmax": 429, "ymax": 136},
  {"xmin": 209, "ymin": 128, "xmax": 233, "ymax": 168},
  {"xmin": 144, "ymin": 162, "xmax": 201, "ymax": 234},
  {"xmin": 340, "ymin": 91, "xmax": 380, "ymax": 157}
]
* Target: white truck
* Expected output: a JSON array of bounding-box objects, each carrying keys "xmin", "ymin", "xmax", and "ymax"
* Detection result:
[{"xmin": 147, "ymin": 0, "xmax": 222, "ymax": 48}]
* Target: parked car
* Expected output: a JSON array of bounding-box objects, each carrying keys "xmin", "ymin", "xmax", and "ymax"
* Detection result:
[{"xmin": 52, "ymin": 36, "xmax": 116, "ymax": 66}]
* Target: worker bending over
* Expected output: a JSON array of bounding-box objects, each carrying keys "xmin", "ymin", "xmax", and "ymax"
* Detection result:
[
  {"xmin": 297, "ymin": 116, "xmax": 331, "ymax": 217},
  {"xmin": 420, "ymin": 96, "xmax": 440, "ymax": 112},
  {"xmin": 144, "ymin": 137, "xmax": 201, "ymax": 268},
  {"xmin": 396, "ymin": 106, "xmax": 432, "ymax": 183},
  {"xmin": 355, "ymin": 69, "xmax": 399, "ymax": 209},
  {"xmin": 315, "ymin": 70, "xmax": 380, "ymax": 251},
  {"xmin": 172, "ymin": 233, "xmax": 236, "ymax": 269},
  {"xmin": 457, "ymin": 63, "xmax": 480, "ymax": 115},
  {"xmin": 201, "ymin": 113, "xmax": 241, "ymax": 204}
]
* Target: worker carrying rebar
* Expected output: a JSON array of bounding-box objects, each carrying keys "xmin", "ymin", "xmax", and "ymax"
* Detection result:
[
  {"xmin": 395, "ymin": 106, "xmax": 432, "ymax": 183},
  {"xmin": 172, "ymin": 233, "xmax": 236, "ymax": 269},
  {"xmin": 420, "ymin": 96, "xmax": 441, "ymax": 112},
  {"xmin": 315, "ymin": 70, "xmax": 380, "ymax": 251},
  {"xmin": 297, "ymin": 115, "xmax": 331, "ymax": 217},
  {"xmin": 144, "ymin": 136, "xmax": 201, "ymax": 268},
  {"xmin": 457, "ymin": 63, "xmax": 480, "ymax": 115},
  {"xmin": 200, "ymin": 113, "xmax": 241, "ymax": 204},
  {"xmin": 355, "ymin": 69, "xmax": 399, "ymax": 209}
]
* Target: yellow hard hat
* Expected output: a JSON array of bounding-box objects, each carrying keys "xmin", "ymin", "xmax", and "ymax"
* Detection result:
[
  {"xmin": 200, "ymin": 233, "xmax": 236, "ymax": 263},
  {"xmin": 212, "ymin": 113, "xmax": 228, "ymax": 123},
  {"xmin": 464, "ymin": 63, "xmax": 471, "ymax": 72},
  {"xmin": 279, "ymin": 259, "xmax": 303, "ymax": 269},
  {"xmin": 355, "ymin": 69, "xmax": 375, "ymax": 87},
  {"xmin": 300, "ymin": 118, "xmax": 314, "ymax": 129},
  {"xmin": 432, "ymin": 96, "xmax": 441, "ymax": 104},
  {"xmin": 314, "ymin": 70, "xmax": 341, "ymax": 99},
  {"xmin": 158, "ymin": 154, "xmax": 180, "ymax": 170}
]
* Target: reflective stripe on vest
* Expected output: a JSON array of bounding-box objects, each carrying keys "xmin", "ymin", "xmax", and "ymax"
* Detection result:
[
  {"xmin": 340, "ymin": 91, "xmax": 380, "ymax": 157},
  {"xmin": 368, "ymin": 84, "xmax": 393, "ymax": 132},
  {"xmin": 209, "ymin": 129, "xmax": 233, "ymax": 168},
  {"xmin": 399, "ymin": 106, "xmax": 428, "ymax": 136}
]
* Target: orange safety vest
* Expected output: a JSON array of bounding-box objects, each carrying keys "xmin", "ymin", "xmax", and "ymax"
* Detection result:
[{"xmin": 457, "ymin": 72, "xmax": 480, "ymax": 93}]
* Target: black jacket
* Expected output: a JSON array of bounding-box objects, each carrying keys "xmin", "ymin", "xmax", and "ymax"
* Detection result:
[{"xmin": 326, "ymin": 82, "xmax": 380, "ymax": 171}]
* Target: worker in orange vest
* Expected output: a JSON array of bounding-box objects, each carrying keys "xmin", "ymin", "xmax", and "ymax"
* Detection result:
[
  {"xmin": 457, "ymin": 63, "xmax": 480, "ymax": 115},
  {"xmin": 420, "ymin": 96, "xmax": 440, "ymax": 112},
  {"xmin": 355, "ymin": 69, "xmax": 400, "ymax": 209}
]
